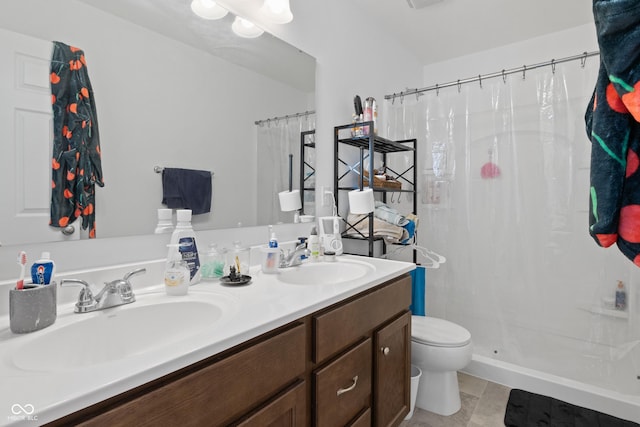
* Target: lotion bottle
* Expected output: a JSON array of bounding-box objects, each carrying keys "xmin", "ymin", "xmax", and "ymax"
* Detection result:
[
  {"xmin": 308, "ymin": 226, "xmax": 320, "ymax": 261},
  {"xmin": 170, "ymin": 209, "xmax": 201, "ymax": 285}
]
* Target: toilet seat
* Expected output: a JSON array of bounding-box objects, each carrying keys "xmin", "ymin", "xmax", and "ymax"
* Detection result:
[{"xmin": 412, "ymin": 316, "xmax": 471, "ymax": 347}]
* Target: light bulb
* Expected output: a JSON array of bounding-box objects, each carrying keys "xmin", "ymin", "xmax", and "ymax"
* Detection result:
[
  {"xmin": 190, "ymin": 0, "xmax": 228, "ymax": 20},
  {"xmin": 261, "ymin": 0, "xmax": 293, "ymax": 24},
  {"xmin": 232, "ymin": 16, "xmax": 264, "ymax": 38}
]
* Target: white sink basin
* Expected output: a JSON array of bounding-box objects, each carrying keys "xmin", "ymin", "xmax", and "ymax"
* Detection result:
[
  {"xmin": 11, "ymin": 292, "xmax": 235, "ymax": 372},
  {"xmin": 278, "ymin": 259, "xmax": 375, "ymax": 285}
]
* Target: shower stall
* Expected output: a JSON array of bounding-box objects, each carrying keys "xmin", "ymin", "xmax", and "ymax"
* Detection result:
[{"xmin": 384, "ymin": 53, "xmax": 640, "ymax": 421}]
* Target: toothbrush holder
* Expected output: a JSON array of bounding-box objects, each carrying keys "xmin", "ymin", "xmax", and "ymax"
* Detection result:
[{"xmin": 9, "ymin": 282, "xmax": 57, "ymax": 333}]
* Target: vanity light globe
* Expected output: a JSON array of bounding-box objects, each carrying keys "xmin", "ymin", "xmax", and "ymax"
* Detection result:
[
  {"xmin": 261, "ymin": 0, "xmax": 293, "ymax": 24},
  {"xmin": 190, "ymin": 0, "xmax": 229, "ymax": 20},
  {"xmin": 232, "ymin": 16, "xmax": 264, "ymax": 38}
]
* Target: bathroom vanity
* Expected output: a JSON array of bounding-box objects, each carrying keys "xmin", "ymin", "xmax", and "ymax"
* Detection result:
[{"xmin": 0, "ymin": 255, "xmax": 414, "ymax": 427}]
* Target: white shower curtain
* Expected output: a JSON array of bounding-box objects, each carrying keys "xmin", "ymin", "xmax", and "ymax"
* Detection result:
[
  {"xmin": 256, "ymin": 115, "xmax": 316, "ymax": 225},
  {"xmin": 385, "ymin": 59, "xmax": 640, "ymax": 396}
]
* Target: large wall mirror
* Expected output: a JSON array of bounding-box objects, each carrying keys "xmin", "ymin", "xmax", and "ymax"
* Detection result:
[{"xmin": 0, "ymin": 0, "xmax": 315, "ymax": 247}]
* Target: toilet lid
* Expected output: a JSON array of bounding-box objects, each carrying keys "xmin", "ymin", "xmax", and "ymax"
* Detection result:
[{"xmin": 412, "ymin": 316, "xmax": 471, "ymax": 347}]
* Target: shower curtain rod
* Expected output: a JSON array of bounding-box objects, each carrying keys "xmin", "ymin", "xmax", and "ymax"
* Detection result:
[
  {"xmin": 254, "ymin": 110, "xmax": 316, "ymax": 126},
  {"xmin": 384, "ymin": 50, "xmax": 600, "ymax": 100}
]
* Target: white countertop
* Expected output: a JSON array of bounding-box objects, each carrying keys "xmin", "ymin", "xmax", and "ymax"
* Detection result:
[{"xmin": 0, "ymin": 255, "xmax": 414, "ymax": 426}]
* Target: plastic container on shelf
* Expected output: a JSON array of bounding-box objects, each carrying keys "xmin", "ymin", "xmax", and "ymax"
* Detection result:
[{"xmin": 201, "ymin": 243, "xmax": 226, "ymax": 280}]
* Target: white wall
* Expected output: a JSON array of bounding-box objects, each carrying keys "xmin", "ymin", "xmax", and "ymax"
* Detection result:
[{"xmin": 0, "ymin": 0, "xmax": 311, "ymax": 239}]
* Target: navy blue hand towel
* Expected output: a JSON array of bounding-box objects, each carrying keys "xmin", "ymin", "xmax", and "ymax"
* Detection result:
[{"xmin": 162, "ymin": 168, "xmax": 212, "ymax": 215}]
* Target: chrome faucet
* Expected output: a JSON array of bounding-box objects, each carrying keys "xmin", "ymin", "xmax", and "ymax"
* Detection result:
[
  {"xmin": 280, "ymin": 243, "xmax": 309, "ymax": 268},
  {"xmin": 61, "ymin": 268, "xmax": 146, "ymax": 313}
]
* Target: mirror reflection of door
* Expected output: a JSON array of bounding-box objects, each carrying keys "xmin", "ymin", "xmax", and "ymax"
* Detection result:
[{"xmin": 0, "ymin": 28, "xmax": 79, "ymax": 245}]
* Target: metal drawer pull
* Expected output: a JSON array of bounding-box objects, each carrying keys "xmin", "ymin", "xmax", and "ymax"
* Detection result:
[
  {"xmin": 381, "ymin": 346, "xmax": 390, "ymax": 356},
  {"xmin": 336, "ymin": 375, "xmax": 359, "ymax": 396}
]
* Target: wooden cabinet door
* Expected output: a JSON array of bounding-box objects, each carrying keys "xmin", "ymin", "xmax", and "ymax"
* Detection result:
[
  {"xmin": 314, "ymin": 338, "xmax": 372, "ymax": 427},
  {"xmin": 373, "ymin": 311, "xmax": 411, "ymax": 427},
  {"xmin": 236, "ymin": 380, "xmax": 306, "ymax": 427}
]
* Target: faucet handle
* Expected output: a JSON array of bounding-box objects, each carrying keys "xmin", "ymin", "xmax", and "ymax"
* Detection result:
[
  {"xmin": 124, "ymin": 267, "xmax": 146, "ymax": 281},
  {"xmin": 60, "ymin": 279, "xmax": 98, "ymax": 313},
  {"xmin": 118, "ymin": 268, "xmax": 145, "ymax": 303}
]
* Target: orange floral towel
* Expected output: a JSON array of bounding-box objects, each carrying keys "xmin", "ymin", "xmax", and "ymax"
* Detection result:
[{"xmin": 50, "ymin": 41, "xmax": 103, "ymax": 238}]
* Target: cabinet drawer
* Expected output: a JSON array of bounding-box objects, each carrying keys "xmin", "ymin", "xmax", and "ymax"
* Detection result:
[
  {"xmin": 348, "ymin": 408, "xmax": 371, "ymax": 427},
  {"xmin": 314, "ymin": 338, "xmax": 372, "ymax": 427},
  {"xmin": 313, "ymin": 274, "xmax": 411, "ymax": 363},
  {"xmin": 78, "ymin": 322, "xmax": 306, "ymax": 427},
  {"xmin": 235, "ymin": 380, "xmax": 306, "ymax": 427}
]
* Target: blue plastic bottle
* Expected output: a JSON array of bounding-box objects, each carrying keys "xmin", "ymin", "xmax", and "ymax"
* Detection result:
[{"xmin": 615, "ymin": 281, "xmax": 627, "ymax": 310}]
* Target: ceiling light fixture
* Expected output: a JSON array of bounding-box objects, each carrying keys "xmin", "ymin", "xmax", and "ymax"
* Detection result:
[
  {"xmin": 190, "ymin": 0, "xmax": 229, "ymax": 20},
  {"xmin": 260, "ymin": 0, "xmax": 293, "ymax": 24},
  {"xmin": 231, "ymin": 16, "xmax": 264, "ymax": 38}
]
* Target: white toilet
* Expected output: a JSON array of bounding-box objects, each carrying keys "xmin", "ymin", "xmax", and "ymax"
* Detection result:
[{"xmin": 411, "ymin": 315, "xmax": 473, "ymax": 416}]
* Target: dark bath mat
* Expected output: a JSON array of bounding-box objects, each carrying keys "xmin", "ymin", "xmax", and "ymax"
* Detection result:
[{"xmin": 504, "ymin": 389, "xmax": 639, "ymax": 427}]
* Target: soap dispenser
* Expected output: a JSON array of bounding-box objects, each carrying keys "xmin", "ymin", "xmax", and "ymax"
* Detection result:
[{"xmin": 164, "ymin": 244, "xmax": 190, "ymax": 296}]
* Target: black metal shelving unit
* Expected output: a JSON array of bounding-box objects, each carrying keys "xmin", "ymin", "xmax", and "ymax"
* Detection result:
[
  {"xmin": 300, "ymin": 129, "xmax": 316, "ymax": 215},
  {"xmin": 334, "ymin": 122, "xmax": 417, "ymax": 261}
]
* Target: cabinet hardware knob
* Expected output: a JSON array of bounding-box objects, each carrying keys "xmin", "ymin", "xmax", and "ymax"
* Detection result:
[
  {"xmin": 381, "ymin": 346, "xmax": 390, "ymax": 355},
  {"xmin": 336, "ymin": 375, "xmax": 359, "ymax": 396}
]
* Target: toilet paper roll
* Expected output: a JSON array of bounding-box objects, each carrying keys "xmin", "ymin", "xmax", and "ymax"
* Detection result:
[
  {"xmin": 348, "ymin": 188, "xmax": 375, "ymax": 214},
  {"xmin": 278, "ymin": 190, "xmax": 302, "ymax": 212}
]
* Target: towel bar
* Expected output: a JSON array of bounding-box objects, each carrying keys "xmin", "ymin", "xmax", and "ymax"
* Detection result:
[{"xmin": 154, "ymin": 166, "xmax": 214, "ymax": 176}]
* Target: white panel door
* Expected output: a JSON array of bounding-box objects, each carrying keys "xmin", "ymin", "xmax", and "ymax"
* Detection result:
[{"xmin": 0, "ymin": 28, "xmax": 79, "ymax": 246}]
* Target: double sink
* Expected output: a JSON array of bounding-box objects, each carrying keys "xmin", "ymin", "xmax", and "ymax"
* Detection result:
[{"xmin": 5, "ymin": 258, "xmax": 376, "ymax": 372}]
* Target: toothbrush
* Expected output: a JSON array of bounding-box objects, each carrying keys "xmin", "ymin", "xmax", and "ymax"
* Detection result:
[{"xmin": 16, "ymin": 251, "xmax": 27, "ymax": 290}]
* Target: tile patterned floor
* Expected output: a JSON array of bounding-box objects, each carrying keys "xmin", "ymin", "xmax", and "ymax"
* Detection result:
[{"xmin": 400, "ymin": 372, "xmax": 512, "ymax": 427}]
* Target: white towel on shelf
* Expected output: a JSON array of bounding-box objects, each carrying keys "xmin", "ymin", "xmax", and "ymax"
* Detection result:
[
  {"xmin": 345, "ymin": 214, "xmax": 408, "ymax": 244},
  {"xmin": 374, "ymin": 201, "xmax": 409, "ymax": 226}
]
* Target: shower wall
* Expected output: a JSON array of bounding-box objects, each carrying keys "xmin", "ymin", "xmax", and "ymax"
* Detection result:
[{"xmin": 391, "ymin": 24, "xmax": 640, "ymax": 397}]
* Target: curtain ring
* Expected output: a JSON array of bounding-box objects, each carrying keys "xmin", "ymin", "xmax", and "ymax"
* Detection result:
[
  {"xmin": 551, "ymin": 59, "xmax": 556, "ymax": 74},
  {"xmin": 478, "ymin": 75, "xmax": 482, "ymax": 89},
  {"xmin": 502, "ymin": 70, "xmax": 507, "ymax": 84},
  {"xmin": 391, "ymin": 94, "xmax": 396, "ymax": 105},
  {"xmin": 400, "ymin": 93, "xmax": 404, "ymax": 105},
  {"xmin": 457, "ymin": 79, "xmax": 462, "ymax": 93},
  {"xmin": 435, "ymin": 84, "xmax": 439, "ymax": 96},
  {"xmin": 415, "ymin": 91, "xmax": 420, "ymax": 101},
  {"xmin": 522, "ymin": 65, "xmax": 527, "ymax": 80},
  {"xmin": 581, "ymin": 52, "xmax": 588, "ymax": 68}
]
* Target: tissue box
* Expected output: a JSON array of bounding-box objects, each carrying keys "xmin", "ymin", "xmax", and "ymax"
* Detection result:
[{"xmin": 9, "ymin": 283, "xmax": 57, "ymax": 333}]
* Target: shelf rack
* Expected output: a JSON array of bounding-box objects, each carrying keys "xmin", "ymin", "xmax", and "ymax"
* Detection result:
[
  {"xmin": 300, "ymin": 129, "xmax": 316, "ymax": 215},
  {"xmin": 334, "ymin": 122, "xmax": 417, "ymax": 261}
]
